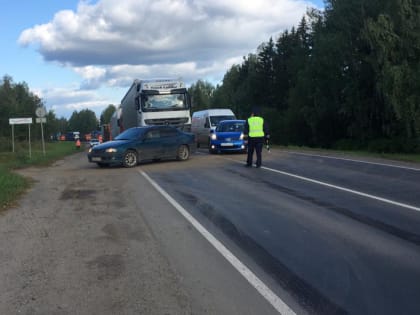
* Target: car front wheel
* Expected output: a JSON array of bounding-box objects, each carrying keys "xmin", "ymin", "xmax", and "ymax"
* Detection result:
[
  {"xmin": 123, "ymin": 150, "xmax": 138, "ymax": 167},
  {"xmin": 176, "ymin": 145, "xmax": 190, "ymax": 161}
]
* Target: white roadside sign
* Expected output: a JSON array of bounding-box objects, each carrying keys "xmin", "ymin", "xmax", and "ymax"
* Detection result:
[
  {"xmin": 36, "ymin": 117, "xmax": 47, "ymax": 123},
  {"xmin": 9, "ymin": 117, "xmax": 33, "ymax": 157},
  {"xmin": 9, "ymin": 118, "xmax": 33, "ymax": 125}
]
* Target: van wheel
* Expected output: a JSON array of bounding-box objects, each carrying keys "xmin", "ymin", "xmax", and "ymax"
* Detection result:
[
  {"xmin": 176, "ymin": 145, "xmax": 190, "ymax": 161},
  {"xmin": 123, "ymin": 150, "xmax": 138, "ymax": 167}
]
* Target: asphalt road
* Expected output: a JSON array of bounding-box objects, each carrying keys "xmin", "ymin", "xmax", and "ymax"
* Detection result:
[
  {"xmin": 143, "ymin": 148, "xmax": 420, "ymax": 315},
  {"xmin": 1, "ymin": 148, "xmax": 419, "ymax": 315}
]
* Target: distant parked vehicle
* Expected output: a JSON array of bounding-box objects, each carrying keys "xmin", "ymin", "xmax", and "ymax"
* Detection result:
[
  {"xmin": 87, "ymin": 125, "xmax": 196, "ymax": 168},
  {"xmin": 64, "ymin": 131, "xmax": 80, "ymax": 141},
  {"xmin": 209, "ymin": 120, "xmax": 247, "ymax": 154},
  {"xmin": 89, "ymin": 138, "xmax": 100, "ymax": 147}
]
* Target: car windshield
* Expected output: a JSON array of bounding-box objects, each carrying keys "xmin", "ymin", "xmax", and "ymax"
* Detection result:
[
  {"xmin": 216, "ymin": 121, "xmax": 244, "ymax": 132},
  {"xmin": 114, "ymin": 128, "xmax": 144, "ymax": 140},
  {"xmin": 141, "ymin": 93, "xmax": 187, "ymax": 112},
  {"xmin": 209, "ymin": 115, "xmax": 235, "ymax": 127}
]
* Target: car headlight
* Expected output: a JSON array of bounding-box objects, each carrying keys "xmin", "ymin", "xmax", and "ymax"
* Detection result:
[
  {"xmin": 240, "ymin": 133, "xmax": 244, "ymax": 140},
  {"xmin": 210, "ymin": 133, "xmax": 217, "ymax": 140},
  {"xmin": 88, "ymin": 148, "xmax": 92, "ymax": 153},
  {"xmin": 105, "ymin": 148, "xmax": 117, "ymax": 153}
]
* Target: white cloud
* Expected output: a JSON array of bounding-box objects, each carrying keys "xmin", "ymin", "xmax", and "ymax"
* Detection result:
[
  {"xmin": 19, "ymin": 0, "xmax": 316, "ymax": 66},
  {"xmin": 42, "ymin": 87, "xmax": 112, "ymax": 118},
  {"xmin": 19, "ymin": 0, "xmax": 320, "ymax": 117}
]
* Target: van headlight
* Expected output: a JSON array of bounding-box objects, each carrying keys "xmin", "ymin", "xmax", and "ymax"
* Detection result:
[
  {"xmin": 106, "ymin": 148, "xmax": 117, "ymax": 153},
  {"xmin": 210, "ymin": 133, "xmax": 217, "ymax": 140},
  {"xmin": 240, "ymin": 133, "xmax": 244, "ymax": 140}
]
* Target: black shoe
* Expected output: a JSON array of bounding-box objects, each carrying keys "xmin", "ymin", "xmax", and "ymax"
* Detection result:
[
  {"xmin": 244, "ymin": 164, "xmax": 252, "ymax": 167},
  {"xmin": 256, "ymin": 164, "xmax": 261, "ymax": 168}
]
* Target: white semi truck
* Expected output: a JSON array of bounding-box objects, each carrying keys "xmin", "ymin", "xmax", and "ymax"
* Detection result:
[
  {"xmin": 119, "ymin": 78, "xmax": 191, "ymax": 134},
  {"xmin": 110, "ymin": 106, "xmax": 122, "ymax": 139}
]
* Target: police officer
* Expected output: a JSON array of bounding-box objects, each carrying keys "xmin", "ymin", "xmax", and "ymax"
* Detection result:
[{"xmin": 244, "ymin": 107, "xmax": 269, "ymax": 168}]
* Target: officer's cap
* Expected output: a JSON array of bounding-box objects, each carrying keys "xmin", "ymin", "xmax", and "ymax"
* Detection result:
[{"xmin": 252, "ymin": 106, "xmax": 261, "ymax": 115}]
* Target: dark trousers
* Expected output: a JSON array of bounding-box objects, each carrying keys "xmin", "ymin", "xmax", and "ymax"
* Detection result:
[{"xmin": 246, "ymin": 137, "xmax": 263, "ymax": 166}]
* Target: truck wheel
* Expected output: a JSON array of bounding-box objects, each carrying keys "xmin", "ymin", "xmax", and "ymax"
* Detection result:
[
  {"xmin": 176, "ymin": 145, "xmax": 190, "ymax": 161},
  {"xmin": 123, "ymin": 150, "xmax": 138, "ymax": 167}
]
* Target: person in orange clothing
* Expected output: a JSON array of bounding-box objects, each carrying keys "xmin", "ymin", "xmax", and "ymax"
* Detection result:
[{"xmin": 75, "ymin": 138, "xmax": 81, "ymax": 149}]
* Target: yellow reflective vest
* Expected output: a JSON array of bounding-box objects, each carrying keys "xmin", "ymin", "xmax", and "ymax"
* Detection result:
[{"xmin": 248, "ymin": 116, "xmax": 264, "ymax": 137}]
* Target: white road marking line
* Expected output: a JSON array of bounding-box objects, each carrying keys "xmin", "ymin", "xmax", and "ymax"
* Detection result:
[
  {"xmin": 224, "ymin": 157, "xmax": 420, "ymax": 213},
  {"xmin": 139, "ymin": 170, "xmax": 296, "ymax": 315},
  {"xmin": 284, "ymin": 151, "xmax": 420, "ymax": 171}
]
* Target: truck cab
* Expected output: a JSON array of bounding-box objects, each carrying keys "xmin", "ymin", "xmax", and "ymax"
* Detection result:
[{"xmin": 120, "ymin": 78, "xmax": 192, "ymax": 135}]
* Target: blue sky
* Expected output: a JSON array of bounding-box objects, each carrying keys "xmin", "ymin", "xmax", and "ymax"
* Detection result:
[{"xmin": 1, "ymin": 0, "xmax": 324, "ymax": 119}]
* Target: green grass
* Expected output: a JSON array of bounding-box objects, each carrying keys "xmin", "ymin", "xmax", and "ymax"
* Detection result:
[
  {"xmin": 0, "ymin": 165, "xmax": 31, "ymax": 211},
  {"xmin": 0, "ymin": 141, "xmax": 80, "ymax": 212}
]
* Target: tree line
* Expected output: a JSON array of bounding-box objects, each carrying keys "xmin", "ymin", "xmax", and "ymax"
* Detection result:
[
  {"xmin": 189, "ymin": 0, "xmax": 420, "ymax": 153},
  {"xmin": 0, "ymin": 75, "xmax": 116, "ymax": 150}
]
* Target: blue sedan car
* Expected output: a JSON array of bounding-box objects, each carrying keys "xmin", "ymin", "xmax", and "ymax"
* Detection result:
[
  {"xmin": 209, "ymin": 120, "xmax": 247, "ymax": 154},
  {"xmin": 88, "ymin": 125, "xmax": 196, "ymax": 167}
]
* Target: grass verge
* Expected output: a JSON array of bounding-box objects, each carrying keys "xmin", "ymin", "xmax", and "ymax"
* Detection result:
[{"xmin": 0, "ymin": 141, "xmax": 80, "ymax": 212}]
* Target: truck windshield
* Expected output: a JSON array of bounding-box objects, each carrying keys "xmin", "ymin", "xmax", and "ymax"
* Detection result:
[{"xmin": 142, "ymin": 93, "xmax": 187, "ymax": 112}]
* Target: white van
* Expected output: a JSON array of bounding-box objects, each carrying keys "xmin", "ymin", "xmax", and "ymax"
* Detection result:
[{"xmin": 191, "ymin": 109, "xmax": 236, "ymax": 147}]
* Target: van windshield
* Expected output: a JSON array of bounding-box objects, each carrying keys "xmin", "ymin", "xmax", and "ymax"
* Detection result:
[{"xmin": 209, "ymin": 115, "xmax": 235, "ymax": 127}]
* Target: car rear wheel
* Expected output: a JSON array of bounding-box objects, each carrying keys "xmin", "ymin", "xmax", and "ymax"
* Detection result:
[
  {"xmin": 176, "ymin": 145, "xmax": 190, "ymax": 161},
  {"xmin": 123, "ymin": 150, "xmax": 138, "ymax": 167}
]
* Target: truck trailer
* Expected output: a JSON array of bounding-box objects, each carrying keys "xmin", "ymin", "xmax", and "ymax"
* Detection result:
[
  {"xmin": 110, "ymin": 106, "xmax": 123, "ymax": 140},
  {"xmin": 119, "ymin": 78, "xmax": 191, "ymax": 135}
]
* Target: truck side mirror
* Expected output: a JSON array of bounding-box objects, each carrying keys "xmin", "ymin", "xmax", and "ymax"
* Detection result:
[
  {"xmin": 135, "ymin": 97, "xmax": 140, "ymax": 110},
  {"xmin": 187, "ymin": 94, "xmax": 192, "ymax": 109}
]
